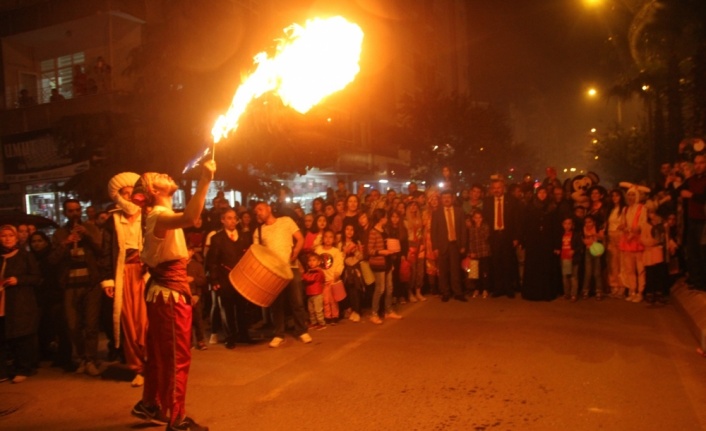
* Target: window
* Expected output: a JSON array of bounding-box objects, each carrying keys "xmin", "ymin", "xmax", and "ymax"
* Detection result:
[{"xmin": 39, "ymin": 52, "xmax": 85, "ymax": 102}]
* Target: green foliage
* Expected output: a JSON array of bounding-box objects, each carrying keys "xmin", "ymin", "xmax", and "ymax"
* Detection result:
[
  {"xmin": 399, "ymin": 86, "xmax": 525, "ymax": 185},
  {"xmin": 592, "ymin": 124, "xmax": 649, "ymax": 183}
]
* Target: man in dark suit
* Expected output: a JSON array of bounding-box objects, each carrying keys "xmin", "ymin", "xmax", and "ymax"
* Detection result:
[
  {"xmin": 483, "ymin": 178, "xmax": 521, "ymax": 298},
  {"xmin": 431, "ymin": 189, "xmax": 468, "ymax": 302},
  {"xmin": 206, "ymin": 208, "xmax": 252, "ymax": 349}
]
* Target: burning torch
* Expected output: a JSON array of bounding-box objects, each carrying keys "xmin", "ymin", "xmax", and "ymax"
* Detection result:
[{"xmin": 183, "ymin": 16, "xmax": 364, "ymax": 174}]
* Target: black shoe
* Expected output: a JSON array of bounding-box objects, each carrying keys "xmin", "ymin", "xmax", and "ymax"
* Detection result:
[
  {"xmin": 224, "ymin": 340, "xmax": 237, "ymax": 350},
  {"xmin": 454, "ymin": 295, "xmax": 468, "ymax": 302},
  {"xmin": 441, "ymin": 295, "xmax": 450, "ymax": 302},
  {"xmin": 167, "ymin": 416, "xmax": 209, "ymax": 431},
  {"xmin": 131, "ymin": 400, "xmax": 168, "ymax": 425},
  {"xmin": 236, "ymin": 336, "xmax": 258, "ymax": 345}
]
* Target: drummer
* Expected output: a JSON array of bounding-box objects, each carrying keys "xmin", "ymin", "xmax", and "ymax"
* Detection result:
[{"xmin": 253, "ymin": 201, "xmax": 312, "ymax": 348}]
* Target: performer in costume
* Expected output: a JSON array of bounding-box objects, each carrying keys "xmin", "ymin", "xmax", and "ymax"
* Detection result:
[
  {"xmin": 100, "ymin": 172, "xmax": 147, "ymax": 387},
  {"xmin": 130, "ymin": 160, "xmax": 214, "ymax": 431}
]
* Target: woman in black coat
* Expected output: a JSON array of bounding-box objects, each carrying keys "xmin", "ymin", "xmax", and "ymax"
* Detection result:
[
  {"xmin": 521, "ymin": 187, "xmax": 560, "ymax": 301},
  {"xmin": 30, "ymin": 231, "xmax": 72, "ymax": 370},
  {"xmin": 0, "ymin": 224, "xmax": 42, "ymax": 383}
]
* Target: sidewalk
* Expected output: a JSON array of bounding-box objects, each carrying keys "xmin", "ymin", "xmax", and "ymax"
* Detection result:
[{"xmin": 671, "ymin": 277, "xmax": 706, "ymax": 352}]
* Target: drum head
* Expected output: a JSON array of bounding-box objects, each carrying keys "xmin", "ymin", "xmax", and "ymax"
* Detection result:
[{"xmin": 249, "ymin": 244, "xmax": 294, "ymax": 280}]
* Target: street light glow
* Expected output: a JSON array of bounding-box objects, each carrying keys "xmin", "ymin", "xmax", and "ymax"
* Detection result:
[
  {"xmin": 583, "ymin": 0, "xmax": 603, "ymax": 7},
  {"xmin": 587, "ymin": 88, "xmax": 598, "ymax": 97}
]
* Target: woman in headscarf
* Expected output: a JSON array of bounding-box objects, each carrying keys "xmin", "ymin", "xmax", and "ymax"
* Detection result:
[
  {"xmin": 0, "ymin": 224, "xmax": 41, "ymax": 383},
  {"xmin": 521, "ymin": 187, "xmax": 559, "ymax": 301}
]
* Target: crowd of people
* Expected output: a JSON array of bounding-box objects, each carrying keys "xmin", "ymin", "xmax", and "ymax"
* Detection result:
[{"xmin": 0, "ymin": 151, "xmax": 704, "ymax": 430}]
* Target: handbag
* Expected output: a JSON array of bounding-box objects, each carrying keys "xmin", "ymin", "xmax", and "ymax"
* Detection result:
[
  {"xmin": 407, "ymin": 246, "xmax": 418, "ymax": 264},
  {"xmin": 330, "ymin": 280, "xmax": 347, "ymax": 301},
  {"xmin": 618, "ymin": 205, "xmax": 645, "ymax": 252},
  {"xmin": 369, "ymin": 255, "xmax": 387, "ymax": 272},
  {"xmin": 359, "ymin": 261, "xmax": 375, "ymax": 285},
  {"xmin": 399, "ymin": 259, "xmax": 411, "ymax": 282},
  {"xmin": 467, "ymin": 259, "xmax": 479, "ymax": 280}
]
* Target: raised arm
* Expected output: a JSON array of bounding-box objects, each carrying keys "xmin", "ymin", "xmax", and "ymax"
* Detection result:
[{"xmin": 155, "ymin": 160, "xmax": 215, "ymax": 235}]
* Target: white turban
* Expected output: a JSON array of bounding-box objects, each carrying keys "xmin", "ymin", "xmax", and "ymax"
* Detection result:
[{"xmin": 108, "ymin": 172, "xmax": 141, "ymax": 215}]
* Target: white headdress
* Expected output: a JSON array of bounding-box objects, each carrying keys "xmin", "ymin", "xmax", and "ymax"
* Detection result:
[{"xmin": 108, "ymin": 172, "xmax": 141, "ymax": 215}]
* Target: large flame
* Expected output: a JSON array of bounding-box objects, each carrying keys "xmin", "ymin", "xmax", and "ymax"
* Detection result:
[{"xmin": 211, "ymin": 16, "xmax": 364, "ymax": 144}]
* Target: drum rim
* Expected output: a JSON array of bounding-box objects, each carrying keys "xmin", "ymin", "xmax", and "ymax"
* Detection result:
[{"xmin": 247, "ymin": 244, "xmax": 294, "ymax": 279}]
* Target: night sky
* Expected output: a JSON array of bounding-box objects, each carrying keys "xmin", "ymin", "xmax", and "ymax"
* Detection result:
[{"xmin": 463, "ymin": 0, "xmax": 622, "ymax": 175}]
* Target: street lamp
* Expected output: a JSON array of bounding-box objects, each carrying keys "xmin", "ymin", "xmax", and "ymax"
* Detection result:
[{"xmin": 586, "ymin": 85, "xmax": 622, "ymax": 124}]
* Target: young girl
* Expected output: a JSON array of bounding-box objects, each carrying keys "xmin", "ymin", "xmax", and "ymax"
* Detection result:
[
  {"xmin": 386, "ymin": 210, "xmax": 409, "ymax": 305},
  {"xmin": 404, "ymin": 201, "xmax": 426, "ymax": 302},
  {"xmin": 315, "ymin": 229, "xmax": 344, "ymax": 324},
  {"xmin": 556, "ymin": 217, "xmax": 583, "ymax": 302},
  {"xmin": 302, "ymin": 214, "xmax": 327, "ymax": 258},
  {"xmin": 642, "ymin": 208, "xmax": 668, "ymax": 303},
  {"xmin": 466, "ymin": 210, "xmax": 491, "ymax": 299},
  {"xmin": 311, "ymin": 197, "xmax": 325, "ymax": 216},
  {"xmin": 331, "ymin": 199, "xmax": 346, "ymax": 235},
  {"xmin": 606, "ymin": 189, "xmax": 627, "ymax": 298},
  {"xmin": 582, "ymin": 214, "xmax": 605, "ymax": 300},
  {"xmin": 367, "ymin": 209, "xmax": 401, "ymax": 324},
  {"xmin": 339, "ymin": 223, "xmax": 364, "ymax": 322},
  {"xmin": 301, "ymin": 253, "xmax": 326, "ymax": 330}
]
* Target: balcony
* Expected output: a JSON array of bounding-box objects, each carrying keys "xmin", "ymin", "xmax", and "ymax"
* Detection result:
[
  {"xmin": 0, "ymin": 90, "xmax": 132, "ymax": 135},
  {"xmin": 0, "ymin": 0, "xmax": 146, "ymax": 38}
]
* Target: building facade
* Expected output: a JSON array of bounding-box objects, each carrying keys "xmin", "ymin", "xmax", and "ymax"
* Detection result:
[{"xmin": 0, "ymin": 0, "xmax": 472, "ymax": 221}]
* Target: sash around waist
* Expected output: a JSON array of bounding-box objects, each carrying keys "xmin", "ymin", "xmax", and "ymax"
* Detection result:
[{"xmin": 147, "ymin": 259, "xmax": 191, "ymax": 302}]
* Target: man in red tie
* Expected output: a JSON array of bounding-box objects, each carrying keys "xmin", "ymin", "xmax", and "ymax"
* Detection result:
[
  {"xmin": 483, "ymin": 178, "xmax": 521, "ymax": 298},
  {"xmin": 205, "ymin": 208, "xmax": 253, "ymax": 349},
  {"xmin": 431, "ymin": 190, "xmax": 468, "ymax": 302}
]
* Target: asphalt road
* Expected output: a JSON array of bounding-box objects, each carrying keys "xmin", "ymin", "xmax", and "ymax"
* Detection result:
[{"xmin": 2, "ymin": 294, "xmax": 705, "ymax": 431}]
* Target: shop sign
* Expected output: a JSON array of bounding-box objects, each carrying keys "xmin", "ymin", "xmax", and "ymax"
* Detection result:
[{"xmin": 1, "ymin": 129, "xmax": 89, "ymax": 183}]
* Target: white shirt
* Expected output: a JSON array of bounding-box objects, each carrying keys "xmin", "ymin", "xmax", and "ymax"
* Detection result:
[
  {"xmin": 119, "ymin": 212, "xmax": 142, "ymax": 250},
  {"xmin": 254, "ymin": 216, "xmax": 300, "ymax": 268},
  {"xmin": 141, "ymin": 205, "xmax": 188, "ymax": 268}
]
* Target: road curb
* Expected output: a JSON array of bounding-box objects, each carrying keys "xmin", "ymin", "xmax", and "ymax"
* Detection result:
[{"xmin": 671, "ymin": 279, "xmax": 706, "ymax": 351}]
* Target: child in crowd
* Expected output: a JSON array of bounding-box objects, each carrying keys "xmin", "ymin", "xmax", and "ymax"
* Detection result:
[
  {"xmin": 557, "ymin": 217, "xmax": 583, "ymax": 302},
  {"xmin": 386, "ymin": 210, "xmax": 409, "ymax": 305},
  {"xmin": 186, "ymin": 246, "xmax": 208, "ymax": 350},
  {"xmin": 302, "ymin": 253, "xmax": 326, "ymax": 330},
  {"xmin": 582, "ymin": 214, "xmax": 605, "ymax": 301},
  {"xmin": 642, "ymin": 208, "xmax": 669, "ymax": 303},
  {"xmin": 315, "ymin": 229, "xmax": 344, "ymax": 324},
  {"xmin": 340, "ymin": 223, "xmax": 364, "ymax": 322},
  {"xmin": 466, "ymin": 211, "xmax": 491, "ymax": 299}
]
